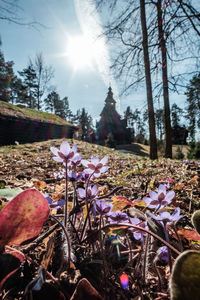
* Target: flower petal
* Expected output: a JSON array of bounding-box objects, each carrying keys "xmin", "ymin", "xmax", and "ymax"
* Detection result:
[
  {"xmin": 53, "ymin": 156, "xmax": 63, "ymax": 162},
  {"xmin": 81, "ymin": 159, "xmax": 90, "ymax": 167},
  {"xmin": 165, "ymin": 190, "xmax": 175, "ymax": 203},
  {"xmin": 91, "ymin": 156, "xmax": 100, "ymax": 166},
  {"xmin": 143, "ymin": 197, "xmax": 153, "ymax": 205},
  {"xmin": 100, "ymin": 166, "xmax": 109, "ymax": 173},
  {"xmin": 50, "ymin": 147, "xmax": 59, "ymax": 156},
  {"xmin": 158, "ymin": 184, "xmax": 166, "ymax": 196},
  {"xmin": 133, "ymin": 232, "xmax": 142, "ymax": 240},
  {"xmin": 92, "ymin": 185, "xmax": 98, "ymax": 196},
  {"xmin": 78, "ymin": 188, "xmax": 86, "ymax": 198},
  {"xmin": 60, "ymin": 141, "xmax": 70, "ymax": 155},
  {"xmin": 100, "ymin": 156, "xmax": 109, "ymax": 165},
  {"xmin": 149, "ymin": 191, "xmax": 158, "ymax": 200},
  {"xmin": 71, "ymin": 144, "xmax": 77, "ymax": 154}
]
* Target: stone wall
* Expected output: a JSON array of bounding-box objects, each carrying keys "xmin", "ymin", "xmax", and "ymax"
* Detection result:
[{"xmin": 0, "ymin": 114, "xmax": 76, "ymax": 145}]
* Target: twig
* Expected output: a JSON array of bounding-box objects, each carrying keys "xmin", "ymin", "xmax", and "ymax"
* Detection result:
[
  {"xmin": 22, "ymin": 223, "xmax": 59, "ymax": 253},
  {"xmin": 97, "ymin": 186, "xmax": 123, "ymax": 199}
]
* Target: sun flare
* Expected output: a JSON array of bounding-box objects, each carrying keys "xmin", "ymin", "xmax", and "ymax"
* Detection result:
[{"xmin": 66, "ymin": 35, "xmax": 96, "ymax": 71}]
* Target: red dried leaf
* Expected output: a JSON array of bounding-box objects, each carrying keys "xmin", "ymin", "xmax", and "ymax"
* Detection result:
[
  {"xmin": 111, "ymin": 196, "xmax": 134, "ymax": 211},
  {"xmin": 0, "ymin": 189, "xmax": 50, "ymax": 248},
  {"xmin": 70, "ymin": 278, "xmax": 102, "ymax": 300},
  {"xmin": 177, "ymin": 229, "xmax": 200, "ymax": 241}
]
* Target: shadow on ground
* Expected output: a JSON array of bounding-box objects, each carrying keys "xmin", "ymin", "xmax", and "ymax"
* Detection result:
[{"xmin": 116, "ymin": 143, "xmax": 149, "ymax": 157}]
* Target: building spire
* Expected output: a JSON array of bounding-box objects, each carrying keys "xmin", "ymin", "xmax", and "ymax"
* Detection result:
[{"xmin": 105, "ymin": 86, "xmax": 116, "ymax": 108}]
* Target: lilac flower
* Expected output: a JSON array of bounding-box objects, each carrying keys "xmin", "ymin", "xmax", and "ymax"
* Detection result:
[
  {"xmin": 143, "ymin": 184, "xmax": 175, "ymax": 210},
  {"xmin": 80, "ymin": 171, "xmax": 95, "ymax": 182},
  {"xmin": 45, "ymin": 194, "xmax": 65, "ymax": 209},
  {"xmin": 54, "ymin": 169, "xmax": 65, "ymax": 179},
  {"xmin": 54, "ymin": 169, "xmax": 82, "ymax": 182},
  {"xmin": 78, "ymin": 185, "xmax": 98, "ymax": 201},
  {"xmin": 67, "ymin": 170, "xmax": 82, "ymax": 182},
  {"xmin": 129, "ymin": 217, "xmax": 147, "ymax": 240},
  {"xmin": 107, "ymin": 210, "xmax": 129, "ymax": 224},
  {"xmin": 148, "ymin": 207, "xmax": 184, "ymax": 225},
  {"xmin": 50, "ymin": 141, "xmax": 77, "ymax": 163},
  {"xmin": 67, "ymin": 153, "xmax": 82, "ymax": 168},
  {"xmin": 93, "ymin": 199, "xmax": 113, "ymax": 216},
  {"xmin": 158, "ymin": 246, "xmax": 169, "ymax": 263},
  {"xmin": 82, "ymin": 156, "xmax": 109, "ymax": 177}
]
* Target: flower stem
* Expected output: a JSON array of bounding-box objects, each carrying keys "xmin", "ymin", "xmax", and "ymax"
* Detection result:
[
  {"xmin": 50, "ymin": 215, "xmax": 71, "ymax": 266},
  {"xmin": 163, "ymin": 223, "xmax": 172, "ymax": 272},
  {"xmin": 82, "ymin": 223, "xmax": 181, "ymax": 256},
  {"xmin": 64, "ymin": 162, "xmax": 68, "ymax": 227}
]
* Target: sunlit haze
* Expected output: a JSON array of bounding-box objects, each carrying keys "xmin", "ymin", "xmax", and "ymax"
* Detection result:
[{"xmin": 66, "ymin": 35, "xmax": 95, "ymax": 71}]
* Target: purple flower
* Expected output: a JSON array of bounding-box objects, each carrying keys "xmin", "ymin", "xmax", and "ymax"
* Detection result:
[
  {"xmin": 82, "ymin": 156, "xmax": 109, "ymax": 178},
  {"xmin": 129, "ymin": 217, "xmax": 147, "ymax": 240},
  {"xmin": 50, "ymin": 141, "xmax": 77, "ymax": 163},
  {"xmin": 78, "ymin": 185, "xmax": 98, "ymax": 201},
  {"xmin": 80, "ymin": 171, "xmax": 92, "ymax": 182},
  {"xmin": 107, "ymin": 210, "xmax": 129, "ymax": 224},
  {"xmin": 158, "ymin": 246, "xmax": 169, "ymax": 263},
  {"xmin": 93, "ymin": 199, "xmax": 113, "ymax": 216},
  {"xmin": 67, "ymin": 170, "xmax": 82, "ymax": 182},
  {"xmin": 148, "ymin": 207, "xmax": 184, "ymax": 225},
  {"xmin": 67, "ymin": 153, "xmax": 82, "ymax": 168},
  {"xmin": 54, "ymin": 170, "xmax": 65, "ymax": 179},
  {"xmin": 143, "ymin": 184, "xmax": 175, "ymax": 210},
  {"xmin": 45, "ymin": 194, "xmax": 65, "ymax": 209}
]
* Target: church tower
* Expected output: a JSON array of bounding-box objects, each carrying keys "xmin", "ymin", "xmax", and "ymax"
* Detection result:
[
  {"xmin": 105, "ymin": 86, "xmax": 116, "ymax": 109},
  {"xmin": 96, "ymin": 87, "xmax": 128, "ymax": 146}
]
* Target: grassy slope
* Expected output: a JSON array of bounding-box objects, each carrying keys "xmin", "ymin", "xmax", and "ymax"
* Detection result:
[
  {"xmin": 117, "ymin": 143, "xmax": 189, "ymax": 159},
  {"xmin": 0, "ymin": 101, "xmax": 74, "ymax": 126}
]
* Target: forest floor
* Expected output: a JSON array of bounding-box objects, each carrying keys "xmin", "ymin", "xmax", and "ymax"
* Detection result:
[{"xmin": 0, "ymin": 139, "xmax": 199, "ymax": 299}]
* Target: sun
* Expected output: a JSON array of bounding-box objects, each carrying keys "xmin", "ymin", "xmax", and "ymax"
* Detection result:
[{"xmin": 66, "ymin": 35, "xmax": 96, "ymax": 71}]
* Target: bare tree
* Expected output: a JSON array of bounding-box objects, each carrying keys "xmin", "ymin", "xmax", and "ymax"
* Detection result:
[
  {"xmin": 30, "ymin": 53, "xmax": 54, "ymax": 110},
  {"xmin": 96, "ymin": 0, "xmax": 200, "ymax": 158},
  {"xmin": 0, "ymin": 0, "xmax": 40, "ymax": 26},
  {"xmin": 140, "ymin": 0, "xmax": 158, "ymax": 159},
  {"xmin": 156, "ymin": 0, "xmax": 172, "ymax": 157}
]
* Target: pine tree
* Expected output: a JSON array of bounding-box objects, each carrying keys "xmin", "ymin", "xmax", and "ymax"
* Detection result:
[
  {"xmin": 0, "ymin": 50, "xmax": 14, "ymax": 102},
  {"xmin": 62, "ymin": 96, "xmax": 73, "ymax": 121},
  {"xmin": 171, "ymin": 104, "xmax": 183, "ymax": 128},
  {"xmin": 73, "ymin": 108, "xmax": 93, "ymax": 141},
  {"xmin": 18, "ymin": 64, "xmax": 37, "ymax": 108},
  {"xmin": 185, "ymin": 73, "xmax": 200, "ymax": 142}
]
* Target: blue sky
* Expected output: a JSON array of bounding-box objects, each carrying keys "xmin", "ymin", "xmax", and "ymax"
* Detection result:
[{"xmin": 0, "ymin": 0, "xmax": 188, "ymax": 122}]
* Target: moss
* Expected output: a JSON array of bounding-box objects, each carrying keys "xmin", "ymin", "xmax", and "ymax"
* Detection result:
[{"xmin": 0, "ymin": 101, "xmax": 74, "ymax": 126}]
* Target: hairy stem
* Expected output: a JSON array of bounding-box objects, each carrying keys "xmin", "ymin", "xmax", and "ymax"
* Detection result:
[{"xmin": 50, "ymin": 215, "xmax": 71, "ymax": 266}]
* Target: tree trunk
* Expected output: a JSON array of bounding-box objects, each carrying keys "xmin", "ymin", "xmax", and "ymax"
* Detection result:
[
  {"xmin": 140, "ymin": 0, "xmax": 158, "ymax": 159},
  {"xmin": 157, "ymin": 0, "xmax": 172, "ymax": 158}
]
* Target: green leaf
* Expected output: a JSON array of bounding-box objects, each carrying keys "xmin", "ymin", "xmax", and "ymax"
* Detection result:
[
  {"xmin": 0, "ymin": 188, "xmax": 23, "ymax": 201},
  {"xmin": 0, "ymin": 180, "xmax": 6, "ymax": 189}
]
